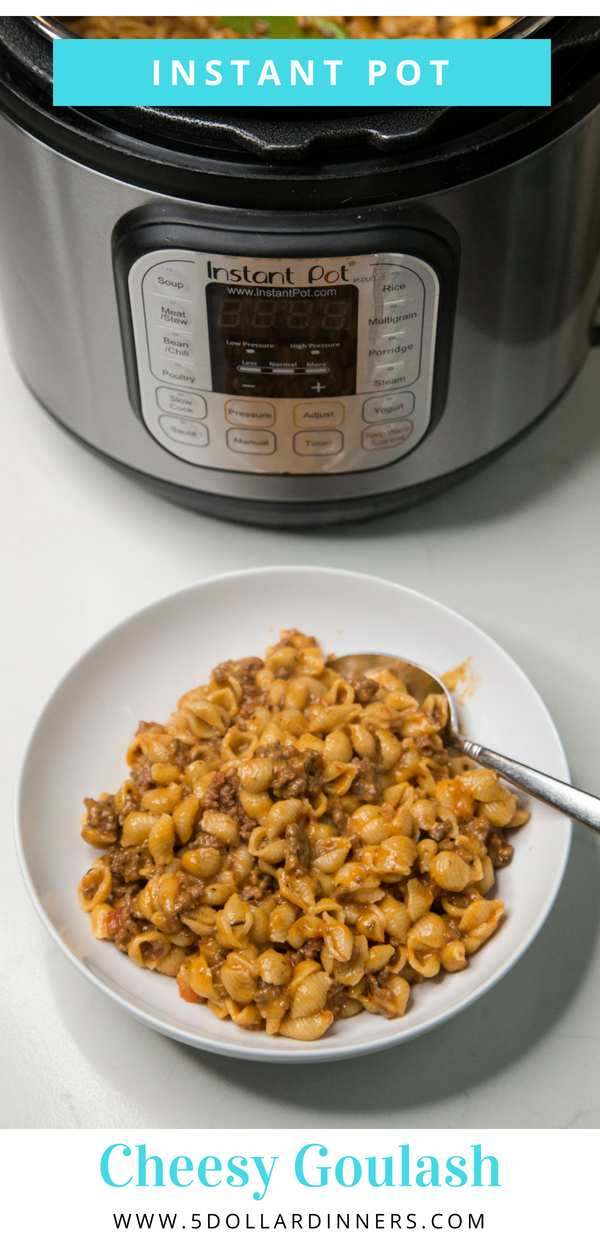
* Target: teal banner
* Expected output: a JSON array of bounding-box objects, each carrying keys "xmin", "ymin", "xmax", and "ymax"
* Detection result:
[{"xmin": 53, "ymin": 38, "xmax": 551, "ymax": 107}]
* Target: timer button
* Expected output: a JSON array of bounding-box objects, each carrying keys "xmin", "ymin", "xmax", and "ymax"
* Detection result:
[
  {"xmin": 225, "ymin": 399, "xmax": 275, "ymax": 427},
  {"xmin": 294, "ymin": 430, "xmax": 343, "ymax": 456},
  {"xmin": 294, "ymin": 401, "xmax": 344, "ymax": 429}
]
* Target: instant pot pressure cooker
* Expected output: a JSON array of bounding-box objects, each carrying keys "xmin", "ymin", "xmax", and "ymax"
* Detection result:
[{"xmin": 0, "ymin": 17, "xmax": 600, "ymax": 525}]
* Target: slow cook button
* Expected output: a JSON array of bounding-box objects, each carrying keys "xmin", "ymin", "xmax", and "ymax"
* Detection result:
[
  {"xmin": 159, "ymin": 415, "xmax": 209, "ymax": 447},
  {"xmin": 226, "ymin": 428, "xmax": 276, "ymax": 455},
  {"xmin": 156, "ymin": 387, "xmax": 206, "ymax": 419},
  {"xmin": 225, "ymin": 399, "xmax": 275, "ymax": 427},
  {"xmin": 293, "ymin": 430, "xmax": 343, "ymax": 456},
  {"xmin": 293, "ymin": 401, "xmax": 344, "ymax": 429},
  {"xmin": 361, "ymin": 419, "xmax": 414, "ymax": 451},
  {"xmin": 363, "ymin": 392, "xmax": 415, "ymax": 423}
]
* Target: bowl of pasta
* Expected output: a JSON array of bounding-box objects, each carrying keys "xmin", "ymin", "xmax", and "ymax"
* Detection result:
[{"xmin": 15, "ymin": 567, "xmax": 571, "ymax": 1061}]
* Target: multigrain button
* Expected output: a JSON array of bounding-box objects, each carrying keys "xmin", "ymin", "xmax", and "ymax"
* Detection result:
[
  {"xmin": 226, "ymin": 428, "xmax": 276, "ymax": 455},
  {"xmin": 363, "ymin": 392, "xmax": 415, "ymax": 423},
  {"xmin": 159, "ymin": 415, "xmax": 209, "ymax": 447},
  {"xmin": 225, "ymin": 399, "xmax": 275, "ymax": 427},
  {"xmin": 293, "ymin": 401, "xmax": 344, "ymax": 429},
  {"xmin": 156, "ymin": 387, "xmax": 206, "ymax": 419},
  {"xmin": 361, "ymin": 419, "xmax": 414, "ymax": 451},
  {"xmin": 293, "ymin": 430, "xmax": 343, "ymax": 456}
]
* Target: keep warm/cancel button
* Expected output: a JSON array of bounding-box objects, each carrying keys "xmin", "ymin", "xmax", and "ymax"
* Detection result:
[
  {"xmin": 361, "ymin": 419, "xmax": 414, "ymax": 451},
  {"xmin": 227, "ymin": 427, "xmax": 276, "ymax": 454}
]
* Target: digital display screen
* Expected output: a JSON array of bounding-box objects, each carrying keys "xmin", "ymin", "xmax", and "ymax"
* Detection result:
[{"xmin": 206, "ymin": 282, "xmax": 358, "ymax": 397}]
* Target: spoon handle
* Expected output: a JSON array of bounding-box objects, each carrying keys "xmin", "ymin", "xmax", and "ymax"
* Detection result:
[{"xmin": 457, "ymin": 738, "xmax": 600, "ymax": 835}]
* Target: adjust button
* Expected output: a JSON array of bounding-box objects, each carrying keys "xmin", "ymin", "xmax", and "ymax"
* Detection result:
[
  {"xmin": 156, "ymin": 387, "xmax": 206, "ymax": 419},
  {"xmin": 159, "ymin": 415, "xmax": 209, "ymax": 447},
  {"xmin": 226, "ymin": 428, "xmax": 276, "ymax": 455},
  {"xmin": 294, "ymin": 430, "xmax": 343, "ymax": 456},
  {"xmin": 225, "ymin": 399, "xmax": 275, "ymax": 427},
  {"xmin": 294, "ymin": 401, "xmax": 344, "ymax": 429},
  {"xmin": 363, "ymin": 392, "xmax": 415, "ymax": 423}
]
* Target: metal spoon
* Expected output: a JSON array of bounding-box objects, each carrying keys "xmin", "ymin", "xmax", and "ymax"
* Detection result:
[{"xmin": 334, "ymin": 652, "xmax": 600, "ymax": 835}]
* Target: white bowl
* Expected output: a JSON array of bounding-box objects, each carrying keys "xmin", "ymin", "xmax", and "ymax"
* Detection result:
[{"xmin": 15, "ymin": 566, "xmax": 570, "ymax": 1063}]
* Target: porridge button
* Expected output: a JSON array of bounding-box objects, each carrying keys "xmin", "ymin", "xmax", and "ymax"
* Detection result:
[
  {"xmin": 225, "ymin": 399, "xmax": 275, "ymax": 427},
  {"xmin": 361, "ymin": 419, "xmax": 414, "ymax": 451},
  {"xmin": 293, "ymin": 401, "xmax": 344, "ymax": 429},
  {"xmin": 159, "ymin": 415, "xmax": 209, "ymax": 447},
  {"xmin": 363, "ymin": 392, "xmax": 415, "ymax": 423},
  {"xmin": 293, "ymin": 430, "xmax": 344, "ymax": 456},
  {"xmin": 226, "ymin": 428, "xmax": 276, "ymax": 454}
]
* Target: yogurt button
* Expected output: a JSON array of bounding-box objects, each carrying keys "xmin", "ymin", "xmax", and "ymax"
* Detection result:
[{"xmin": 363, "ymin": 392, "xmax": 415, "ymax": 423}]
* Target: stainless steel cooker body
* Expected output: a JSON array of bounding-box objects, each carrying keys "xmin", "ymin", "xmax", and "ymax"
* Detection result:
[{"xmin": 0, "ymin": 20, "xmax": 599, "ymax": 524}]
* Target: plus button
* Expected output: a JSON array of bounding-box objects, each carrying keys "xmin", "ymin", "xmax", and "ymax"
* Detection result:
[{"xmin": 311, "ymin": 381, "xmax": 325, "ymax": 393}]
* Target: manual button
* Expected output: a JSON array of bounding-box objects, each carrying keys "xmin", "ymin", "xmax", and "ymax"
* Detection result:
[
  {"xmin": 294, "ymin": 430, "xmax": 343, "ymax": 456},
  {"xmin": 226, "ymin": 428, "xmax": 276, "ymax": 454},
  {"xmin": 294, "ymin": 401, "xmax": 344, "ymax": 429},
  {"xmin": 225, "ymin": 399, "xmax": 275, "ymax": 427}
]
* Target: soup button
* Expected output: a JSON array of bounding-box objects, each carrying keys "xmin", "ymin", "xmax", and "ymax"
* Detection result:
[{"xmin": 361, "ymin": 419, "xmax": 414, "ymax": 451}]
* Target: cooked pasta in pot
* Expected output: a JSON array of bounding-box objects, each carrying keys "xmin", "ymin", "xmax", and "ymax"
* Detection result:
[
  {"xmin": 78, "ymin": 630, "xmax": 529, "ymax": 1041},
  {"xmin": 64, "ymin": 16, "xmax": 518, "ymax": 41}
]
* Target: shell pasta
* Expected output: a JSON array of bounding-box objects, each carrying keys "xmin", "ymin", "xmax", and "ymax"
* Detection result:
[{"xmin": 78, "ymin": 631, "xmax": 529, "ymax": 1042}]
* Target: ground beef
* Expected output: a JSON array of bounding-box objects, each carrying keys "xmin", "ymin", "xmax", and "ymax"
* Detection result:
[
  {"xmin": 173, "ymin": 878, "xmax": 206, "ymax": 914},
  {"xmin": 212, "ymin": 656, "xmax": 263, "ymax": 705},
  {"xmin": 172, "ymin": 739, "xmax": 193, "ymax": 771},
  {"xmin": 352, "ymin": 676, "xmax": 379, "ymax": 704},
  {"xmin": 284, "ymin": 822, "xmax": 311, "ymax": 874},
  {"xmin": 129, "ymin": 758, "xmax": 155, "ymax": 794},
  {"xmin": 203, "ymin": 767, "xmax": 255, "ymax": 840},
  {"xmin": 108, "ymin": 842, "xmax": 150, "ymax": 885},
  {"xmin": 268, "ymin": 746, "xmax": 324, "ymax": 800},
  {"xmin": 486, "ymin": 833, "xmax": 514, "ymax": 868},
  {"xmin": 415, "ymin": 736, "xmax": 451, "ymax": 766},
  {"xmin": 84, "ymin": 795, "xmax": 118, "ymax": 836},
  {"xmin": 431, "ymin": 819, "xmax": 453, "ymax": 842},
  {"xmin": 463, "ymin": 816, "xmax": 490, "ymax": 845},
  {"xmin": 114, "ymin": 886, "xmax": 145, "ymax": 952},
  {"xmin": 287, "ymin": 938, "xmax": 323, "ymax": 967},
  {"xmin": 351, "ymin": 757, "xmax": 382, "ymax": 803}
]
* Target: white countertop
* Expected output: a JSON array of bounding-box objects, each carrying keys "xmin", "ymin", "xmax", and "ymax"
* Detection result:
[{"xmin": 3, "ymin": 312, "xmax": 600, "ymax": 1130}]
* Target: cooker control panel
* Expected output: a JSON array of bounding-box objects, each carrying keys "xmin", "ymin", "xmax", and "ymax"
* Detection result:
[{"xmin": 126, "ymin": 247, "xmax": 440, "ymax": 474}]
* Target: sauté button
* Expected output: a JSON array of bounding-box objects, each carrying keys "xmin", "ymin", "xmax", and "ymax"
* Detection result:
[
  {"xmin": 225, "ymin": 399, "xmax": 275, "ymax": 427},
  {"xmin": 293, "ymin": 402, "xmax": 344, "ymax": 429},
  {"xmin": 293, "ymin": 430, "xmax": 343, "ymax": 456},
  {"xmin": 159, "ymin": 415, "xmax": 209, "ymax": 447}
]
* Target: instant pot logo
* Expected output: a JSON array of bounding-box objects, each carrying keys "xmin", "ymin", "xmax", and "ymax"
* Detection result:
[{"xmin": 206, "ymin": 260, "xmax": 350, "ymax": 285}]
